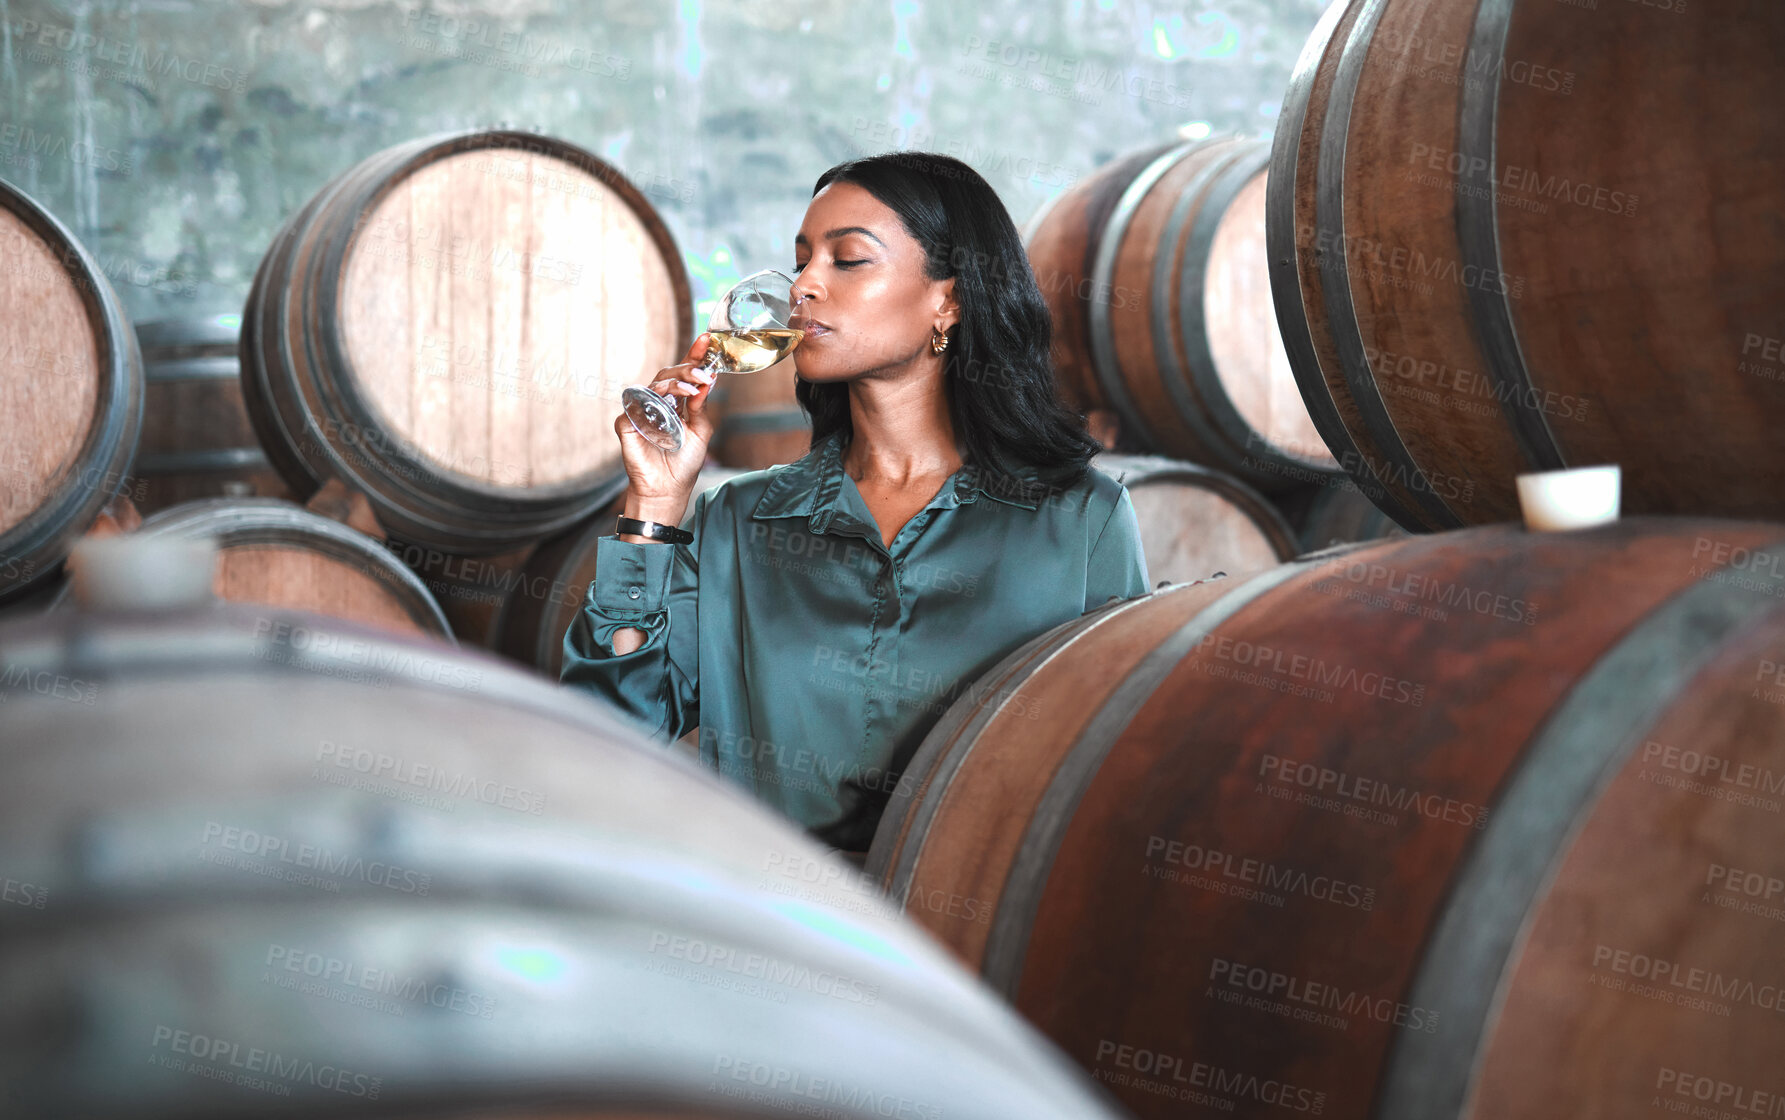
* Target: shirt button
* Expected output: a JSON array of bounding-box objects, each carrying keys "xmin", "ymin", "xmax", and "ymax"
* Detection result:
[{"xmin": 627, "ymin": 586, "xmax": 642, "ymax": 599}]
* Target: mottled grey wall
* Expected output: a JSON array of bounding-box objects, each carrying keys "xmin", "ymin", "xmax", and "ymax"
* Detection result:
[{"xmin": 0, "ymin": 0, "xmax": 1330, "ymax": 324}]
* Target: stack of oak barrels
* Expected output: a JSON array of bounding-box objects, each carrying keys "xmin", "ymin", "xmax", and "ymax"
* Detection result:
[
  {"xmin": 9, "ymin": 0, "xmax": 1785, "ymax": 1110},
  {"xmin": 0, "ymin": 129, "xmax": 708, "ymax": 661},
  {"xmin": 0, "ymin": 129, "xmax": 1129, "ymax": 1119},
  {"xmin": 866, "ymin": 2, "xmax": 1785, "ymax": 1120},
  {"xmin": 1023, "ymin": 127, "xmax": 1406, "ymax": 574}
]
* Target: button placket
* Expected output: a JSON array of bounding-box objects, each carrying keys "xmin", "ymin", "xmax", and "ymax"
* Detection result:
[{"xmin": 858, "ymin": 555, "xmax": 890, "ymax": 759}]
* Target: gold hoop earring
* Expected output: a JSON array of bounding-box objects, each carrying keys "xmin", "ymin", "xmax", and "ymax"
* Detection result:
[{"xmin": 931, "ymin": 327, "xmax": 950, "ymax": 355}]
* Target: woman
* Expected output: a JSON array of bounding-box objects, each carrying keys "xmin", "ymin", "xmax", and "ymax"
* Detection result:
[{"xmin": 561, "ymin": 151, "xmax": 1150, "ymax": 858}]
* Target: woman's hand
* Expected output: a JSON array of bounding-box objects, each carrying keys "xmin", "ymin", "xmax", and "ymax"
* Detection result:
[{"xmin": 614, "ymin": 333, "xmax": 719, "ymax": 527}]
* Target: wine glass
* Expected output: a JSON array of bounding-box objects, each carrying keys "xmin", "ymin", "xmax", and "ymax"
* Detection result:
[{"xmin": 622, "ymin": 268, "xmax": 805, "ymax": 452}]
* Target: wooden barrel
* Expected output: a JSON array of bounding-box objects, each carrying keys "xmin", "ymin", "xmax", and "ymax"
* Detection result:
[
  {"xmin": 0, "ymin": 600, "xmax": 1123, "ymax": 1120},
  {"xmin": 1093, "ymin": 452, "xmax": 1296, "ymax": 585},
  {"xmin": 1289, "ymin": 482, "xmax": 1413, "ymax": 556},
  {"xmin": 492, "ymin": 466, "xmax": 746, "ymax": 674},
  {"xmin": 240, "ymin": 129, "xmax": 695, "ymax": 553},
  {"xmin": 380, "ymin": 470, "xmax": 630, "ymax": 653},
  {"xmin": 1269, "ymin": 0, "xmax": 1785, "ymax": 531},
  {"xmin": 51, "ymin": 498, "xmax": 452, "ymax": 640},
  {"xmin": 708, "ymin": 357, "xmax": 811, "ymax": 470},
  {"xmin": 1026, "ymin": 137, "xmax": 1341, "ymax": 492},
  {"xmin": 869, "ymin": 516, "xmax": 1785, "ymax": 1119},
  {"xmin": 0, "ymin": 178, "xmax": 143, "ymax": 602},
  {"xmin": 134, "ymin": 315, "xmax": 289, "ymax": 514}
]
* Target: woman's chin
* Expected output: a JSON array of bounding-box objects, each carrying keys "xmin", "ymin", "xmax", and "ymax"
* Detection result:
[{"xmin": 792, "ymin": 356, "xmax": 849, "ymax": 382}]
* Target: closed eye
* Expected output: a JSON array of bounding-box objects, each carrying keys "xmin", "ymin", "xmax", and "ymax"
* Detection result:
[{"xmin": 836, "ymin": 259, "xmax": 868, "ymax": 268}]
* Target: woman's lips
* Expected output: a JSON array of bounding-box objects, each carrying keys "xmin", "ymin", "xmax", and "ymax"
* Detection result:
[{"xmin": 791, "ymin": 320, "xmax": 831, "ymax": 341}]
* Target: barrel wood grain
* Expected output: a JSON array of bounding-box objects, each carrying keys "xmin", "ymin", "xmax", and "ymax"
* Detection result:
[
  {"xmin": 871, "ymin": 517, "xmax": 1785, "ymax": 1119},
  {"xmin": 1032, "ymin": 138, "xmax": 1341, "ymax": 492},
  {"xmin": 241, "ymin": 131, "xmax": 694, "ymax": 552},
  {"xmin": 48, "ymin": 498, "xmax": 452, "ymax": 639},
  {"xmin": 1271, "ymin": 0, "xmax": 1785, "ymax": 530},
  {"xmin": 0, "ymin": 181, "xmax": 142, "ymax": 601},
  {"xmin": 1094, "ymin": 452, "xmax": 1298, "ymax": 585},
  {"xmin": 135, "ymin": 316, "xmax": 288, "ymax": 513}
]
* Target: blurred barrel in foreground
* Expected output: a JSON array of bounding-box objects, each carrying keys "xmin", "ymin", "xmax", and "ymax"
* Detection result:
[
  {"xmin": 0, "ymin": 177, "xmax": 143, "ymax": 601},
  {"xmin": 709, "ymin": 358, "xmax": 810, "ymax": 470},
  {"xmin": 49, "ymin": 498, "xmax": 452, "ymax": 639},
  {"xmin": 870, "ymin": 516, "xmax": 1785, "ymax": 1119},
  {"xmin": 241, "ymin": 129, "xmax": 694, "ymax": 552},
  {"xmin": 493, "ymin": 467, "xmax": 746, "ymax": 674},
  {"xmin": 1027, "ymin": 137, "xmax": 1340, "ymax": 492},
  {"xmin": 0, "ymin": 599, "xmax": 1124, "ymax": 1120},
  {"xmin": 1269, "ymin": 0, "xmax": 1785, "ymax": 531},
  {"xmin": 1092, "ymin": 452, "xmax": 1296, "ymax": 584},
  {"xmin": 134, "ymin": 315, "xmax": 288, "ymax": 514}
]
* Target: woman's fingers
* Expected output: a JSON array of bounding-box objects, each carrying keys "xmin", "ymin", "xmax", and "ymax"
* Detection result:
[{"xmin": 650, "ymin": 369, "xmax": 716, "ymax": 398}]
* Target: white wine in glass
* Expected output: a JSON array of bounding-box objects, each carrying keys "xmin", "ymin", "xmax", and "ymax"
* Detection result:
[{"xmin": 623, "ymin": 269, "xmax": 804, "ymax": 452}]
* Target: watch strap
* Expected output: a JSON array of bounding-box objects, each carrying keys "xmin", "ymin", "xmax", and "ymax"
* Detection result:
[{"xmin": 615, "ymin": 515, "xmax": 693, "ymax": 545}]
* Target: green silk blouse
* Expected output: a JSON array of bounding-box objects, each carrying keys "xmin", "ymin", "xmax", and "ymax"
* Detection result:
[{"xmin": 560, "ymin": 429, "xmax": 1151, "ymax": 851}]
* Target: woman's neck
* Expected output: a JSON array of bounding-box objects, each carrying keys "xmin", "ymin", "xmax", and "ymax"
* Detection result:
[{"xmin": 841, "ymin": 374, "xmax": 965, "ymax": 486}]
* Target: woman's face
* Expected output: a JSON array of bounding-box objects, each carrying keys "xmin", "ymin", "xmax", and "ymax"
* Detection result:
[{"xmin": 788, "ymin": 181, "xmax": 957, "ymax": 383}]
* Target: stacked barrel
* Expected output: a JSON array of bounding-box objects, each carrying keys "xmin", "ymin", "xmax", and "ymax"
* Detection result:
[
  {"xmin": 869, "ymin": 516, "xmax": 1785, "ymax": 1119},
  {"xmin": 851, "ymin": 2, "xmax": 1785, "ymax": 1118},
  {"xmin": 1025, "ymin": 134, "xmax": 1397, "ymax": 566},
  {"xmin": 1267, "ymin": 0, "xmax": 1785, "ymax": 531},
  {"xmin": 0, "ymin": 175, "xmax": 142, "ymax": 606},
  {"xmin": 1, "ymin": 126, "xmax": 1130, "ymax": 1116},
  {"xmin": 3, "ymin": 129, "xmax": 708, "ymax": 647}
]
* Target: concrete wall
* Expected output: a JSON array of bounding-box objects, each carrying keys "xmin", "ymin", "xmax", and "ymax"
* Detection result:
[{"xmin": 0, "ymin": 0, "xmax": 1331, "ymax": 324}]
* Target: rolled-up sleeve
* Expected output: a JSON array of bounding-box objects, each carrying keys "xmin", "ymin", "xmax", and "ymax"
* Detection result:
[
  {"xmin": 560, "ymin": 495, "xmax": 702, "ymax": 740},
  {"xmin": 1085, "ymin": 487, "xmax": 1150, "ymax": 612}
]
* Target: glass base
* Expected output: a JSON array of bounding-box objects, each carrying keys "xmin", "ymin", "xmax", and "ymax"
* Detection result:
[{"xmin": 622, "ymin": 386, "xmax": 686, "ymax": 453}]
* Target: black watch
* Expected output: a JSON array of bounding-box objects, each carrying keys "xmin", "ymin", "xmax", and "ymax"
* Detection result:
[{"xmin": 615, "ymin": 515, "xmax": 693, "ymax": 545}]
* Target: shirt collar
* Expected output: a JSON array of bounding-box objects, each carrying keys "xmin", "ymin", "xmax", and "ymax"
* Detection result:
[{"xmin": 750, "ymin": 430, "xmax": 1042, "ymax": 534}]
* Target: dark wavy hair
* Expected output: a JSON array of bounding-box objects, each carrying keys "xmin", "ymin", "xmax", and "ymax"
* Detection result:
[{"xmin": 793, "ymin": 151, "xmax": 1100, "ymax": 497}]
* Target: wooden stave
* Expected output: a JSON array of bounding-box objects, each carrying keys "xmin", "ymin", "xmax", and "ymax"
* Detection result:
[
  {"xmin": 1099, "ymin": 139, "xmax": 1255, "ymax": 462},
  {"xmin": 1484, "ymin": 1, "xmax": 1785, "ymax": 517},
  {"xmin": 0, "ymin": 603, "xmax": 1123, "ymax": 1120},
  {"xmin": 1265, "ymin": 0, "xmax": 1414, "ymax": 528},
  {"xmin": 239, "ymin": 155, "xmax": 372, "ymax": 500},
  {"xmin": 867, "ymin": 516, "xmax": 1785, "ymax": 1119},
  {"xmin": 241, "ymin": 131, "xmax": 695, "ymax": 553},
  {"xmin": 135, "ymin": 315, "xmax": 288, "ymax": 513},
  {"xmin": 1026, "ymin": 142, "xmax": 1179, "ymax": 418},
  {"xmin": 1290, "ymin": 482, "xmax": 1413, "ymax": 555},
  {"xmin": 398, "ymin": 470, "xmax": 632, "ymax": 656},
  {"xmin": 310, "ymin": 131, "xmax": 694, "ymax": 532},
  {"xmin": 1091, "ymin": 451, "xmax": 1300, "ymax": 582},
  {"xmin": 1030, "ymin": 137, "xmax": 1343, "ymax": 492},
  {"xmin": 46, "ymin": 497, "xmax": 454, "ymax": 640},
  {"xmin": 1272, "ymin": 0, "xmax": 1785, "ymax": 531},
  {"xmin": 0, "ymin": 179, "xmax": 144, "ymax": 603},
  {"xmin": 1175, "ymin": 147, "xmax": 1335, "ymax": 483},
  {"xmin": 1085, "ymin": 138, "xmax": 1242, "ymax": 457},
  {"xmin": 1311, "ymin": 0, "xmax": 1487, "ymax": 531},
  {"xmin": 1112, "ymin": 139, "xmax": 1343, "ymax": 489}
]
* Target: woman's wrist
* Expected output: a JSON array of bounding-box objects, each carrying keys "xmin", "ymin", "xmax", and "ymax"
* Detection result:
[
  {"xmin": 623, "ymin": 495, "xmax": 688, "ymax": 525},
  {"xmin": 618, "ymin": 496, "xmax": 688, "ymax": 545}
]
